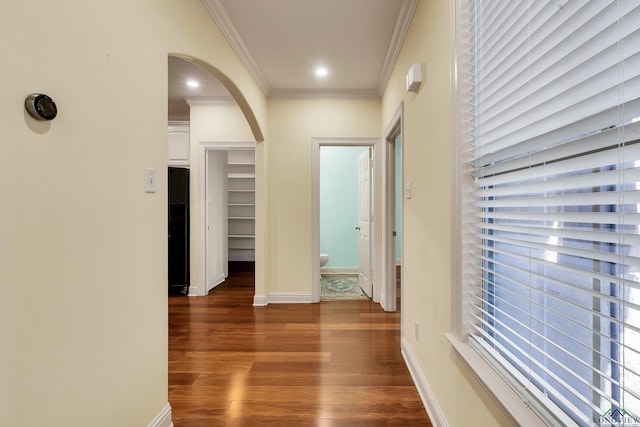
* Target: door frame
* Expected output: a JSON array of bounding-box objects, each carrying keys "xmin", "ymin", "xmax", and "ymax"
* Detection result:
[
  {"xmin": 311, "ymin": 137, "xmax": 381, "ymax": 304},
  {"xmin": 194, "ymin": 141, "xmax": 256, "ymax": 297},
  {"xmin": 382, "ymin": 102, "xmax": 404, "ymax": 312}
]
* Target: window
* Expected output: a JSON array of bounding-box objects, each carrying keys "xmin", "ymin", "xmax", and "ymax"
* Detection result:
[{"xmin": 459, "ymin": 1, "xmax": 640, "ymax": 425}]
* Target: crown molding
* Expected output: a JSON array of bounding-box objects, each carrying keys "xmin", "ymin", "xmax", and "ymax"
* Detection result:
[
  {"xmin": 201, "ymin": 0, "xmax": 271, "ymax": 95},
  {"xmin": 269, "ymin": 88, "xmax": 380, "ymax": 100},
  {"xmin": 184, "ymin": 96, "xmax": 237, "ymax": 106},
  {"xmin": 202, "ymin": 0, "xmax": 418, "ymax": 100},
  {"xmin": 376, "ymin": 0, "xmax": 420, "ymax": 97}
]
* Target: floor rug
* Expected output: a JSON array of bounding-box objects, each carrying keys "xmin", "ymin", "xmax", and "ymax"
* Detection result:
[{"xmin": 321, "ymin": 274, "xmax": 368, "ymax": 300}]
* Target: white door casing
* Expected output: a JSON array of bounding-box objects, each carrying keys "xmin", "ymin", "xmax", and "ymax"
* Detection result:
[
  {"xmin": 381, "ymin": 102, "xmax": 403, "ymax": 312},
  {"xmin": 195, "ymin": 141, "xmax": 256, "ymax": 297},
  {"xmin": 358, "ymin": 148, "xmax": 373, "ymax": 298},
  {"xmin": 311, "ymin": 137, "xmax": 381, "ymax": 304}
]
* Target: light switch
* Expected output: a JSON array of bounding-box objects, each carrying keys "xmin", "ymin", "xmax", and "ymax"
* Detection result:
[
  {"xmin": 405, "ymin": 182, "xmax": 412, "ymax": 199},
  {"xmin": 145, "ymin": 168, "xmax": 156, "ymax": 193}
]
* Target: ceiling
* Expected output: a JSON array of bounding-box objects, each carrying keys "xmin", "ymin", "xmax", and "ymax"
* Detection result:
[{"xmin": 168, "ymin": 0, "xmax": 419, "ymax": 121}]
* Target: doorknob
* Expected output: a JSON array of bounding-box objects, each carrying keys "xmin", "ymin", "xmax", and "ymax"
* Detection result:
[{"xmin": 355, "ymin": 226, "xmax": 361, "ymax": 230}]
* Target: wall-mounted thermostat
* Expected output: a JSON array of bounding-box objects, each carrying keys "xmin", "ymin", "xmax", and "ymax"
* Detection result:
[{"xmin": 25, "ymin": 93, "xmax": 57, "ymax": 121}]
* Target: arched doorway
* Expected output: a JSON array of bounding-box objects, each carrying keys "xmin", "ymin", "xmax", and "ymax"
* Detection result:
[{"xmin": 167, "ymin": 55, "xmax": 263, "ymax": 297}]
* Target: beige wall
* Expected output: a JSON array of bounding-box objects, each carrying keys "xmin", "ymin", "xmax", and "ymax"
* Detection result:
[
  {"xmin": 0, "ymin": 1, "xmax": 265, "ymax": 426},
  {"xmin": 381, "ymin": 1, "xmax": 511, "ymax": 426},
  {"xmin": 265, "ymin": 99, "xmax": 380, "ymax": 295},
  {"xmin": 190, "ymin": 105, "xmax": 255, "ymax": 143}
]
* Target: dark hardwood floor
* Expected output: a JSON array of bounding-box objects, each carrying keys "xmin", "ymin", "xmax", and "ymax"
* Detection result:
[{"xmin": 168, "ymin": 263, "xmax": 430, "ymax": 426}]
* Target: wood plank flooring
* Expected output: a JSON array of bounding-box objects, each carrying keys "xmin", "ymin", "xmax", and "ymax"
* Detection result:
[{"xmin": 168, "ymin": 263, "xmax": 431, "ymax": 426}]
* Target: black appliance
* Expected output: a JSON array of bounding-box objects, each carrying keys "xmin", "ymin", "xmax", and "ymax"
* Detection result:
[{"xmin": 168, "ymin": 167, "xmax": 189, "ymax": 295}]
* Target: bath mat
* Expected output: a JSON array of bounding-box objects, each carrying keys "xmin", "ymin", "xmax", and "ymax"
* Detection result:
[{"xmin": 321, "ymin": 274, "xmax": 368, "ymax": 300}]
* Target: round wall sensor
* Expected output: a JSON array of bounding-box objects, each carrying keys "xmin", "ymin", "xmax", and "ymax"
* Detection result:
[{"xmin": 25, "ymin": 93, "xmax": 57, "ymax": 120}]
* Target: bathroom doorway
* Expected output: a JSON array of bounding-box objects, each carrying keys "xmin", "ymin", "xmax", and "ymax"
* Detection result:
[
  {"xmin": 311, "ymin": 137, "xmax": 382, "ymax": 304},
  {"xmin": 319, "ymin": 145, "xmax": 371, "ymax": 300}
]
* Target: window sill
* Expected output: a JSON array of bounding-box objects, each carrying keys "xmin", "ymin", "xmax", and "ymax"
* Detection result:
[{"xmin": 445, "ymin": 333, "xmax": 549, "ymax": 427}]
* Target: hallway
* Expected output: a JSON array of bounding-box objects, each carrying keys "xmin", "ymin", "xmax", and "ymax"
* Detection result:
[{"xmin": 168, "ymin": 264, "xmax": 430, "ymax": 426}]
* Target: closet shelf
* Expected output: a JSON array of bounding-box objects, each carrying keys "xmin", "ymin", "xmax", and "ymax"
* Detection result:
[
  {"xmin": 228, "ymin": 173, "xmax": 255, "ymax": 179},
  {"xmin": 228, "ymin": 150, "xmax": 255, "ymax": 262},
  {"xmin": 228, "ymin": 189, "xmax": 255, "ymax": 193}
]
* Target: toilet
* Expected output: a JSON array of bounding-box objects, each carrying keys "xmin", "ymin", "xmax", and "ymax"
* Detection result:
[{"xmin": 320, "ymin": 253, "xmax": 330, "ymax": 268}]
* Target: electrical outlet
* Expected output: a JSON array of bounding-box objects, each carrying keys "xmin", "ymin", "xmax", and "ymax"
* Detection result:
[{"xmin": 414, "ymin": 320, "xmax": 420, "ymax": 341}]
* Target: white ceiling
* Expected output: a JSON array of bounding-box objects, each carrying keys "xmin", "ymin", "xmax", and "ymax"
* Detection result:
[{"xmin": 168, "ymin": 0, "xmax": 419, "ymax": 121}]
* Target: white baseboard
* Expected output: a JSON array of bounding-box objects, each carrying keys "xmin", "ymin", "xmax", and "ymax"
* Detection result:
[
  {"xmin": 187, "ymin": 284, "xmax": 199, "ymax": 297},
  {"xmin": 401, "ymin": 336, "xmax": 448, "ymax": 427},
  {"xmin": 253, "ymin": 292, "xmax": 313, "ymax": 306},
  {"xmin": 267, "ymin": 292, "xmax": 313, "ymax": 304},
  {"xmin": 148, "ymin": 403, "xmax": 173, "ymax": 427},
  {"xmin": 320, "ymin": 267, "xmax": 358, "ymax": 274},
  {"xmin": 253, "ymin": 294, "xmax": 268, "ymax": 306}
]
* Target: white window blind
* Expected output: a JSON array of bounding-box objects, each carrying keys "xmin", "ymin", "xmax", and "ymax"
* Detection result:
[{"xmin": 465, "ymin": 1, "xmax": 640, "ymax": 425}]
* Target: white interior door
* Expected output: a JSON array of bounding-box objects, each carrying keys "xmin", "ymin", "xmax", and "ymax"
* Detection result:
[
  {"xmin": 358, "ymin": 148, "xmax": 373, "ymax": 297},
  {"xmin": 206, "ymin": 150, "xmax": 228, "ymax": 292}
]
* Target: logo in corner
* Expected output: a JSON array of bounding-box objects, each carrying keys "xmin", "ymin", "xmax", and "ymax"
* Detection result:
[{"xmin": 594, "ymin": 408, "xmax": 640, "ymax": 426}]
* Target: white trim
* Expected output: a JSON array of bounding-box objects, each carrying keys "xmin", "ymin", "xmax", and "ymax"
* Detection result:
[
  {"xmin": 269, "ymin": 89, "xmax": 380, "ymax": 100},
  {"xmin": 148, "ymin": 403, "xmax": 173, "ymax": 427},
  {"xmin": 381, "ymin": 102, "xmax": 403, "ymax": 313},
  {"xmin": 184, "ymin": 96, "xmax": 237, "ymax": 107},
  {"xmin": 200, "ymin": 0, "xmax": 271, "ymax": 95},
  {"xmin": 449, "ymin": 0, "xmax": 464, "ymax": 338},
  {"xmin": 168, "ymin": 159, "xmax": 189, "ymax": 167},
  {"xmin": 401, "ymin": 337, "xmax": 448, "ymax": 427},
  {"xmin": 267, "ymin": 293, "xmax": 313, "ymax": 304},
  {"xmin": 253, "ymin": 294, "xmax": 268, "ymax": 306},
  {"xmin": 312, "ymin": 137, "xmax": 382, "ymax": 306},
  {"xmin": 320, "ymin": 267, "xmax": 358, "ymax": 275},
  {"xmin": 195, "ymin": 141, "xmax": 256, "ymax": 297},
  {"xmin": 253, "ymin": 293, "xmax": 313, "ymax": 305},
  {"xmin": 445, "ymin": 334, "xmax": 549, "ymax": 427},
  {"xmin": 376, "ymin": 0, "xmax": 420, "ymax": 97},
  {"xmin": 187, "ymin": 284, "xmax": 200, "ymax": 297}
]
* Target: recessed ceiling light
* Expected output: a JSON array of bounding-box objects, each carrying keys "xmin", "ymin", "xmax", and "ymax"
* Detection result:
[
  {"xmin": 186, "ymin": 79, "xmax": 200, "ymax": 88},
  {"xmin": 315, "ymin": 67, "xmax": 328, "ymax": 77}
]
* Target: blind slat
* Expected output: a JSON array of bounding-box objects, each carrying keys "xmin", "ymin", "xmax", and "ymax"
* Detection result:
[
  {"xmin": 477, "ymin": 210, "xmax": 640, "ymax": 225},
  {"xmin": 475, "ymin": 190, "xmax": 640, "ymax": 208},
  {"xmin": 474, "ymin": 100, "xmax": 640, "ymax": 176},
  {"xmin": 478, "ymin": 223, "xmax": 640, "ymax": 247}
]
